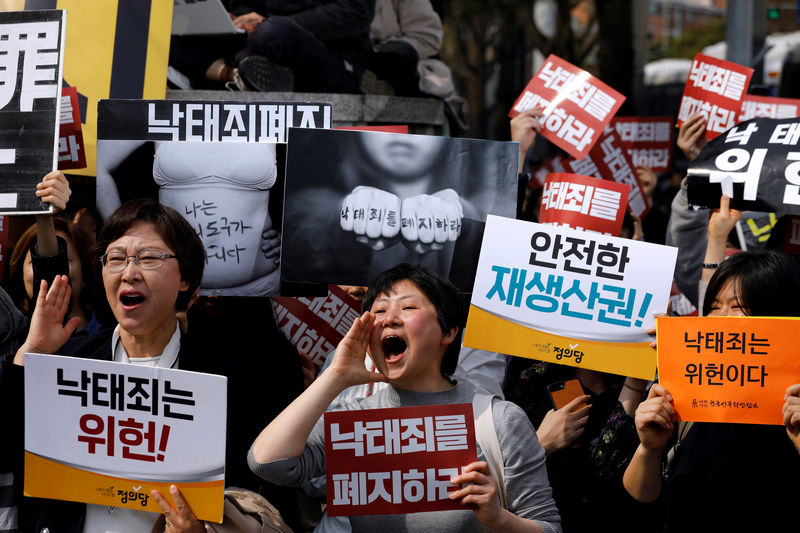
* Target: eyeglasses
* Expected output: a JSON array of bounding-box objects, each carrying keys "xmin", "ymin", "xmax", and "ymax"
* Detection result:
[{"xmin": 100, "ymin": 249, "xmax": 178, "ymax": 272}]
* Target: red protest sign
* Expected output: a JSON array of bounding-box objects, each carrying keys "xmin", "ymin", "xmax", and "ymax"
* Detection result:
[
  {"xmin": 677, "ymin": 53, "xmax": 754, "ymax": 139},
  {"xmin": 335, "ymin": 125, "xmax": 410, "ymax": 134},
  {"xmin": 509, "ymin": 55, "xmax": 625, "ymax": 160},
  {"xmin": 272, "ymin": 285, "xmax": 362, "ymax": 373},
  {"xmin": 325, "ymin": 403, "xmax": 477, "ymax": 517},
  {"xmin": 57, "ymin": 87, "xmax": 86, "ymax": 170},
  {"xmin": 611, "ymin": 116, "xmax": 674, "ymax": 173},
  {"xmin": 539, "ymin": 173, "xmax": 629, "ymax": 235},
  {"xmin": 738, "ymin": 94, "xmax": 800, "ymax": 122},
  {"xmin": 567, "ymin": 126, "xmax": 651, "ymax": 218}
]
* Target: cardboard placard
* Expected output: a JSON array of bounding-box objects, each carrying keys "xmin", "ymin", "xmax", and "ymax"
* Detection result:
[
  {"xmin": 96, "ymin": 99, "xmax": 332, "ymax": 297},
  {"xmin": 24, "ymin": 354, "xmax": 227, "ymax": 522},
  {"xmin": 25, "ymin": 0, "xmax": 174, "ymax": 176},
  {"xmin": 539, "ymin": 172, "xmax": 629, "ymax": 235},
  {"xmin": 677, "ymin": 53, "xmax": 754, "ymax": 139},
  {"xmin": 738, "ymin": 95, "xmax": 800, "ymax": 123},
  {"xmin": 567, "ymin": 126, "xmax": 651, "ymax": 218},
  {"xmin": 0, "ymin": 9, "xmax": 66, "ymax": 214},
  {"xmin": 509, "ymin": 54, "xmax": 625, "ymax": 159},
  {"xmin": 611, "ymin": 116, "xmax": 674, "ymax": 173},
  {"xmin": 57, "ymin": 86, "xmax": 86, "ymax": 170},
  {"xmin": 463, "ymin": 216, "xmax": 677, "ymax": 380},
  {"xmin": 686, "ymin": 117, "xmax": 800, "ymax": 215},
  {"xmin": 281, "ymin": 129, "xmax": 519, "ymax": 292},
  {"xmin": 657, "ymin": 316, "xmax": 800, "ymax": 425},
  {"xmin": 324, "ymin": 403, "xmax": 477, "ymax": 516},
  {"xmin": 271, "ymin": 285, "xmax": 362, "ymax": 373}
]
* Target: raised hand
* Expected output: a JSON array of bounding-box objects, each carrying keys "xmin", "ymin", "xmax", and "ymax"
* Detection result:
[
  {"xmin": 510, "ymin": 106, "xmax": 544, "ymax": 173},
  {"xmin": 328, "ymin": 311, "xmax": 388, "ymax": 388},
  {"xmin": 677, "ymin": 112, "xmax": 709, "ymax": 161},
  {"xmin": 634, "ymin": 383, "xmax": 676, "ymax": 453},
  {"xmin": 14, "ymin": 276, "xmax": 81, "ymax": 364},
  {"xmin": 783, "ymin": 383, "xmax": 800, "ymax": 454},
  {"xmin": 36, "ymin": 170, "xmax": 71, "ymax": 213}
]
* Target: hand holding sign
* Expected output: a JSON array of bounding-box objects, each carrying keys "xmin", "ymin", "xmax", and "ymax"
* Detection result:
[
  {"xmin": 401, "ymin": 188, "xmax": 463, "ymax": 253},
  {"xmin": 341, "ymin": 186, "xmax": 402, "ymax": 251},
  {"xmin": 152, "ymin": 485, "xmax": 205, "ymax": 533},
  {"xmin": 510, "ymin": 107, "xmax": 544, "ymax": 173},
  {"xmin": 633, "ymin": 384, "xmax": 675, "ymax": 453},
  {"xmin": 782, "ymin": 383, "xmax": 800, "ymax": 455},
  {"xmin": 677, "ymin": 113, "xmax": 709, "ymax": 161},
  {"xmin": 35, "ymin": 170, "xmax": 71, "ymax": 213},
  {"xmin": 449, "ymin": 461, "xmax": 503, "ymax": 529}
]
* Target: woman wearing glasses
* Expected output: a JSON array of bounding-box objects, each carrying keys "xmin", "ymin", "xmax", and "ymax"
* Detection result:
[{"xmin": 5, "ymin": 200, "xmax": 218, "ymax": 532}]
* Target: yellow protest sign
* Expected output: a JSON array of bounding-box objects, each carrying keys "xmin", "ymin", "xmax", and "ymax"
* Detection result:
[
  {"xmin": 658, "ymin": 316, "xmax": 800, "ymax": 425},
  {"xmin": 25, "ymin": 0, "xmax": 173, "ymax": 176}
]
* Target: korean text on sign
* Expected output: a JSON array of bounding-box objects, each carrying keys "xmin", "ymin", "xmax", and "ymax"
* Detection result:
[
  {"xmin": 539, "ymin": 172, "xmax": 629, "ymax": 235},
  {"xmin": 738, "ymin": 95, "xmax": 800, "ymax": 123},
  {"xmin": 325, "ymin": 403, "xmax": 477, "ymax": 516},
  {"xmin": 677, "ymin": 53, "xmax": 754, "ymax": 139},
  {"xmin": 464, "ymin": 216, "xmax": 677, "ymax": 380},
  {"xmin": 612, "ymin": 117, "xmax": 674, "ymax": 173},
  {"xmin": 272, "ymin": 285, "xmax": 362, "ymax": 372},
  {"xmin": 657, "ymin": 316, "xmax": 800, "ymax": 425},
  {"xmin": 508, "ymin": 54, "xmax": 625, "ymax": 159},
  {"xmin": 23, "ymin": 354, "xmax": 227, "ymax": 521}
]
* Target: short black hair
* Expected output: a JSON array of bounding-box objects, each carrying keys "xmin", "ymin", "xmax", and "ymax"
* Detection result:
[
  {"xmin": 703, "ymin": 250, "xmax": 800, "ymax": 317},
  {"xmin": 95, "ymin": 199, "xmax": 205, "ymax": 311},
  {"xmin": 362, "ymin": 263, "xmax": 465, "ymax": 377}
]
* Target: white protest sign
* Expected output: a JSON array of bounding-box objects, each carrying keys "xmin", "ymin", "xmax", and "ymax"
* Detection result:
[
  {"xmin": 464, "ymin": 216, "xmax": 677, "ymax": 379},
  {"xmin": 24, "ymin": 354, "xmax": 227, "ymax": 522}
]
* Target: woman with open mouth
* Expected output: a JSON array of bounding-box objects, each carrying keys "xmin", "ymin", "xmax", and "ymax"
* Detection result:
[{"xmin": 249, "ymin": 263, "xmax": 561, "ymax": 532}]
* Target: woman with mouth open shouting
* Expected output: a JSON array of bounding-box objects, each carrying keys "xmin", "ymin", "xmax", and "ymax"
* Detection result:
[{"xmin": 249, "ymin": 263, "xmax": 561, "ymax": 532}]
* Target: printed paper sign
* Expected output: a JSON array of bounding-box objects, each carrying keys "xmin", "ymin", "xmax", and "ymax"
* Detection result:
[
  {"xmin": 538, "ymin": 173, "xmax": 630, "ymax": 235},
  {"xmin": 611, "ymin": 116, "xmax": 674, "ymax": 173},
  {"xmin": 567, "ymin": 126, "xmax": 651, "ymax": 218},
  {"xmin": 96, "ymin": 99, "xmax": 332, "ymax": 297},
  {"xmin": 657, "ymin": 317, "xmax": 800, "ymax": 425},
  {"xmin": 272, "ymin": 285, "xmax": 362, "ymax": 373},
  {"xmin": 24, "ymin": 354, "xmax": 227, "ymax": 522},
  {"xmin": 677, "ymin": 53, "xmax": 754, "ymax": 139},
  {"xmin": 686, "ymin": 117, "xmax": 800, "ymax": 215},
  {"xmin": 282, "ymin": 128, "xmax": 519, "ymax": 292},
  {"xmin": 25, "ymin": 0, "xmax": 174, "ymax": 176},
  {"xmin": 738, "ymin": 95, "xmax": 800, "ymax": 123},
  {"xmin": 464, "ymin": 216, "xmax": 677, "ymax": 380},
  {"xmin": 57, "ymin": 86, "xmax": 86, "ymax": 170},
  {"xmin": 325, "ymin": 403, "xmax": 477, "ymax": 517},
  {"xmin": 509, "ymin": 54, "xmax": 625, "ymax": 159},
  {"xmin": 0, "ymin": 9, "xmax": 66, "ymax": 214}
]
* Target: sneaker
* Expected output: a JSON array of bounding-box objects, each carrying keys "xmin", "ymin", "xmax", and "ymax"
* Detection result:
[{"xmin": 236, "ymin": 55, "xmax": 295, "ymax": 92}]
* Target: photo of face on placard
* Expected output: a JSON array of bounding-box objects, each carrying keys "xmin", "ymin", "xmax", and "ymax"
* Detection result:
[
  {"xmin": 96, "ymin": 139, "xmax": 286, "ymax": 297},
  {"xmin": 281, "ymin": 129, "xmax": 518, "ymax": 291}
]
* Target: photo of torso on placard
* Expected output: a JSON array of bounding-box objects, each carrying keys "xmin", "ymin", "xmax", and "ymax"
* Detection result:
[{"xmin": 280, "ymin": 129, "xmax": 518, "ymax": 292}]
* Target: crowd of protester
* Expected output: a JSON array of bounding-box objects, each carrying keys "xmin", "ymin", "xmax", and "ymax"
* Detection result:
[{"xmin": 2, "ymin": 1, "xmax": 800, "ymax": 532}]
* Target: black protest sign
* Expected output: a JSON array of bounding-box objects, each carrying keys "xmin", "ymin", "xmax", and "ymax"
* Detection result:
[
  {"xmin": 687, "ymin": 117, "xmax": 800, "ymax": 215},
  {"xmin": 281, "ymin": 128, "xmax": 519, "ymax": 292},
  {"xmin": 96, "ymin": 99, "xmax": 331, "ymax": 297},
  {"xmin": 0, "ymin": 10, "xmax": 65, "ymax": 214}
]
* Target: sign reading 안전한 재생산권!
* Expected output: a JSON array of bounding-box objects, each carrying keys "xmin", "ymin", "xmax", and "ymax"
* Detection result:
[
  {"xmin": 508, "ymin": 54, "xmax": 625, "ymax": 160},
  {"xmin": 677, "ymin": 53, "xmax": 753, "ymax": 140},
  {"xmin": 325, "ymin": 403, "xmax": 477, "ymax": 516},
  {"xmin": 24, "ymin": 354, "xmax": 227, "ymax": 522},
  {"xmin": 657, "ymin": 316, "xmax": 800, "ymax": 425},
  {"xmin": 463, "ymin": 216, "xmax": 677, "ymax": 380},
  {"xmin": 538, "ymin": 173, "xmax": 630, "ymax": 236},
  {"xmin": 686, "ymin": 117, "xmax": 800, "ymax": 215},
  {"xmin": 0, "ymin": 9, "xmax": 66, "ymax": 215}
]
